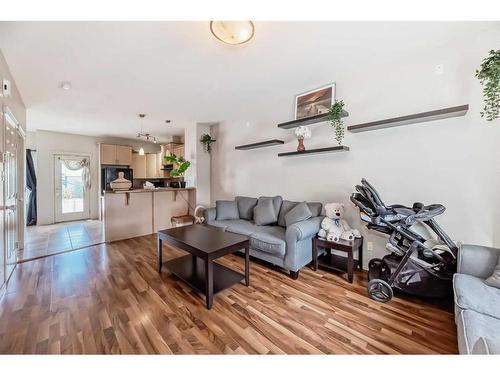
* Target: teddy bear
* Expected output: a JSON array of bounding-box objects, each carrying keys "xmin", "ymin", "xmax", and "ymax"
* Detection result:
[{"xmin": 318, "ymin": 202, "xmax": 361, "ymax": 242}]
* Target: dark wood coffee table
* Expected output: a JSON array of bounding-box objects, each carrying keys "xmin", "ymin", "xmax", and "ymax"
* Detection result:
[{"xmin": 157, "ymin": 224, "xmax": 250, "ymax": 309}]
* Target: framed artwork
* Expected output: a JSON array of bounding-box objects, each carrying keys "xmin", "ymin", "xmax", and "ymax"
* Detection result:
[{"xmin": 295, "ymin": 83, "xmax": 335, "ymax": 120}]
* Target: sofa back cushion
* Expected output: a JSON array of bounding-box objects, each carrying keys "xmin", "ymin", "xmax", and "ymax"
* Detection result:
[
  {"xmin": 278, "ymin": 200, "xmax": 322, "ymax": 227},
  {"xmin": 284, "ymin": 202, "xmax": 312, "ymax": 227},
  {"xmin": 253, "ymin": 198, "xmax": 279, "ymax": 226},
  {"xmin": 216, "ymin": 200, "xmax": 240, "ymax": 220},
  {"xmin": 235, "ymin": 196, "xmax": 258, "ymax": 220}
]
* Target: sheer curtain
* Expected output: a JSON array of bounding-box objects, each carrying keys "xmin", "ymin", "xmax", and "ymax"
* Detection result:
[{"xmin": 61, "ymin": 158, "xmax": 91, "ymax": 189}]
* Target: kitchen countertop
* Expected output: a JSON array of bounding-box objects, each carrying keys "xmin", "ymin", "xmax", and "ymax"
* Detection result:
[{"xmin": 105, "ymin": 187, "xmax": 196, "ymax": 194}]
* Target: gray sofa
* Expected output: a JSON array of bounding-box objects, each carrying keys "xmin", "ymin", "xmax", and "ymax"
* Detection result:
[
  {"xmin": 454, "ymin": 244, "xmax": 500, "ymax": 354},
  {"xmin": 204, "ymin": 196, "xmax": 323, "ymax": 279}
]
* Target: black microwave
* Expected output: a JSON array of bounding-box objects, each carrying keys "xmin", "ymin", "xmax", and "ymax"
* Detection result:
[{"xmin": 101, "ymin": 166, "xmax": 133, "ymax": 192}]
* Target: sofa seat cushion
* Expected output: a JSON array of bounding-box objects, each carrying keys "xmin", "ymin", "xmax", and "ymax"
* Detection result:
[
  {"xmin": 457, "ymin": 309, "xmax": 500, "ymax": 354},
  {"xmin": 225, "ymin": 220, "xmax": 259, "ymax": 236},
  {"xmin": 454, "ymin": 273, "xmax": 500, "ymax": 320},
  {"xmin": 249, "ymin": 226, "xmax": 286, "ymax": 257},
  {"xmin": 207, "ymin": 219, "xmax": 243, "ymax": 231}
]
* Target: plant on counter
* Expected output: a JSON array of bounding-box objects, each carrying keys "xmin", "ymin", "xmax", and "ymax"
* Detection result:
[
  {"xmin": 476, "ymin": 49, "xmax": 500, "ymax": 121},
  {"xmin": 164, "ymin": 154, "xmax": 191, "ymax": 179},
  {"xmin": 200, "ymin": 133, "xmax": 216, "ymax": 153},
  {"xmin": 328, "ymin": 100, "xmax": 345, "ymax": 145}
]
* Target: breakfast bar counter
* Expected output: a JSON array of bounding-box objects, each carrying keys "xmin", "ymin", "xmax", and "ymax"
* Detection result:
[{"xmin": 103, "ymin": 188, "xmax": 196, "ymax": 242}]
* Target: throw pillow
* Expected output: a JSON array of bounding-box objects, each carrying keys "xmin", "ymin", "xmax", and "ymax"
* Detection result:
[
  {"xmin": 258, "ymin": 196, "xmax": 283, "ymax": 216},
  {"xmin": 278, "ymin": 200, "xmax": 299, "ymax": 227},
  {"xmin": 485, "ymin": 257, "xmax": 500, "ymax": 288},
  {"xmin": 284, "ymin": 201, "xmax": 312, "ymax": 227},
  {"xmin": 215, "ymin": 200, "xmax": 239, "ymax": 220},
  {"xmin": 253, "ymin": 198, "xmax": 278, "ymax": 226},
  {"xmin": 235, "ymin": 196, "xmax": 258, "ymax": 220}
]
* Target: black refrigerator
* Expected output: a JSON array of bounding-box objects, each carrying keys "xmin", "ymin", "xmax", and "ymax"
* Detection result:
[{"xmin": 101, "ymin": 166, "xmax": 133, "ymax": 192}]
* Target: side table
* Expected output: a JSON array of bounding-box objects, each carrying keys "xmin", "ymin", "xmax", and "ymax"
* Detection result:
[{"xmin": 312, "ymin": 236, "xmax": 363, "ymax": 283}]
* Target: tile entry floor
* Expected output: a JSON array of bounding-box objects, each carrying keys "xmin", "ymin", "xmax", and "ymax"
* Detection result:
[{"xmin": 19, "ymin": 220, "xmax": 104, "ymax": 262}]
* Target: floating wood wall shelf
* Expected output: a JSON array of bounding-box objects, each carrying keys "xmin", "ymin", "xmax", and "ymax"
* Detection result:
[
  {"xmin": 235, "ymin": 139, "xmax": 284, "ymax": 150},
  {"xmin": 347, "ymin": 104, "xmax": 469, "ymax": 133},
  {"xmin": 278, "ymin": 146, "xmax": 349, "ymax": 157},
  {"xmin": 277, "ymin": 110, "xmax": 349, "ymax": 129}
]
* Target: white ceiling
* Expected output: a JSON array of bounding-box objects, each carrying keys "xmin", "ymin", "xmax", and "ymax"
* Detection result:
[{"xmin": 0, "ymin": 21, "xmax": 496, "ymax": 141}]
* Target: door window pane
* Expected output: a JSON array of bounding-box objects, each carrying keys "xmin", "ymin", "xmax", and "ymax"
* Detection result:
[{"xmin": 61, "ymin": 163, "xmax": 84, "ymax": 214}]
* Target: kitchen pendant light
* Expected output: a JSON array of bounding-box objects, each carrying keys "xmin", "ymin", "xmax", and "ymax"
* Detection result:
[
  {"xmin": 138, "ymin": 114, "xmax": 146, "ymax": 155},
  {"xmin": 210, "ymin": 21, "xmax": 255, "ymax": 45}
]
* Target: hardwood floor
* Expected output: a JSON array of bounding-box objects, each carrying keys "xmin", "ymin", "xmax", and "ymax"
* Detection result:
[{"xmin": 0, "ymin": 234, "xmax": 458, "ymax": 354}]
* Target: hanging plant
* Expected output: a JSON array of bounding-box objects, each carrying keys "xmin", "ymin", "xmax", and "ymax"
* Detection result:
[
  {"xmin": 328, "ymin": 100, "xmax": 345, "ymax": 145},
  {"xmin": 200, "ymin": 134, "xmax": 216, "ymax": 153},
  {"xmin": 475, "ymin": 49, "xmax": 500, "ymax": 121}
]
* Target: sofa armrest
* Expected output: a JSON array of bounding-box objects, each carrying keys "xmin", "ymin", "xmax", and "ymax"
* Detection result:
[
  {"xmin": 286, "ymin": 216, "xmax": 323, "ymax": 243},
  {"xmin": 203, "ymin": 207, "xmax": 216, "ymax": 222},
  {"xmin": 283, "ymin": 216, "xmax": 323, "ymax": 272},
  {"xmin": 458, "ymin": 244, "xmax": 500, "ymax": 279}
]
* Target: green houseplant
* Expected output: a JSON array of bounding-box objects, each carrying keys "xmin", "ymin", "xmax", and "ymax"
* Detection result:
[
  {"xmin": 328, "ymin": 100, "xmax": 346, "ymax": 145},
  {"xmin": 164, "ymin": 154, "xmax": 191, "ymax": 187},
  {"xmin": 200, "ymin": 134, "xmax": 216, "ymax": 153},
  {"xmin": 476, "ymin": 49, "xmax": 500, "ymax": 121}
]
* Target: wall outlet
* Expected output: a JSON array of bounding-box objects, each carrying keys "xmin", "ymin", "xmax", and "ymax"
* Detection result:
[
  {"xmin": 367, "ymin": 241, "xmax": 373, "ymax": 252},
  {"xmin": 2, "ymin": 79, "xmax": 11, "ymax": 97},
  {"xmin": 434, "ymin": 64, "xmax": 444, "ymax": 76}
]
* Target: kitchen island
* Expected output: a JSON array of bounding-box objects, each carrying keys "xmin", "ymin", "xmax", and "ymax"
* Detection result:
[{"xmin": 103, "ymin": 187, "xmax": 196, "ymax": 242}]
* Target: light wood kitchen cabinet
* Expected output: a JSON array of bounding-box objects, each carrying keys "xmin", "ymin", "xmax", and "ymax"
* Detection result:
[
  {"xmin": 100, "ymin": 144, "xmax": 116, "ymax": 164},
  {"xmin": 131, "ymin": 152, "xmax": 163, "ymax": 178},
  {"xmin": 146, "ymin": 153, "xmax": 158, "ymax": 178},
  {"xmin": 115, "ymin": 145, "xmax": 132, "ymax": 165},
  {"xmin": 164, "ymin": 143, "xmax": 184, "ymax": 159},
  {"xmin": 173, "ymin": 144, "xmax": 184, "ymax": 158},
  {"xmin": 100, "ymin": 144, "xmax": 132, "ymax": 165},
  {"xmin": 131, "ymin": 153, "xmax": 146, "ymax": 178}
]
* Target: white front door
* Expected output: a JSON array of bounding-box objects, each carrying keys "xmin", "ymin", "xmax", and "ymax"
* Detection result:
[
  {"xmin": 54, "ymin": 155, "xmax": 90, "ymax": 222},
  {"xmin": 3, "ymin": 107, "xmax": 19, "ymax": 279}
]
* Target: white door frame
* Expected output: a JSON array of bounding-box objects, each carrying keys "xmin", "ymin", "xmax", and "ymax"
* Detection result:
[{"xmin": 54, "ymin": 153, "xmax": 91, "ymax": 223}]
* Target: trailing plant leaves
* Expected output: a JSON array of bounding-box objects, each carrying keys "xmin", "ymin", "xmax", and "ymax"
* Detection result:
[
  {"xmin": 328, "ymin": 100, "xmax": 345, "ymax": 145},
  {"xmin": 476, "ymin": 49, "xmax": 500, "ymax": 121},
  {"xmin": 200, "ymin": 133, "xmax": 216, "ymax": 152}
]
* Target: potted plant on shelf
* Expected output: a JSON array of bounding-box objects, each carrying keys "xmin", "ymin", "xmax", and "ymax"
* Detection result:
[
  {"xmin": 200, "ymin": 134, "xmax": 216, "ymax": 153},
  {"xmin": 328, "ymin": 100, "xmax": 346, "ymax": 145},
  {"xmin": 164, "ymin": 154, "xmax": 191, "ymax": 188},
  {"xmin": 294, "ymin": 125, "xmax": 312, "ymax": 151},
  {"xmin": 476, "ymin": 49, "xmax": 500, "ymax": 121}
]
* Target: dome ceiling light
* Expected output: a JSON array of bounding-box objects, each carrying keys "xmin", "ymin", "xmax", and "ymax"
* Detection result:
[{"xmin": 210, "ymin": 21, "xmax": 255, "ymax": 45}]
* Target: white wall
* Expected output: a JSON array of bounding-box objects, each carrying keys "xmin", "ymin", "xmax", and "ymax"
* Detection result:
[
  {"xmin": 211, "ymin": 28, "xmax": 500, "ymax": 267},
  {"xmin": 33, "ymin": 130, "xmax": 161, "ymax": 225},
  {"xmin": 181, "ymin": 122, "xmax": 213, "ymax": 210},
  {"xmin": 195, "ymin": 123, "xmax": 212, "ymax": 207}
]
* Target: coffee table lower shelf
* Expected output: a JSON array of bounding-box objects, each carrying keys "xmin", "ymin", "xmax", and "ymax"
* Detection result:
[{"xmin": 165, "ymin": 255, "xmax": 244, "ymax": 296}]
